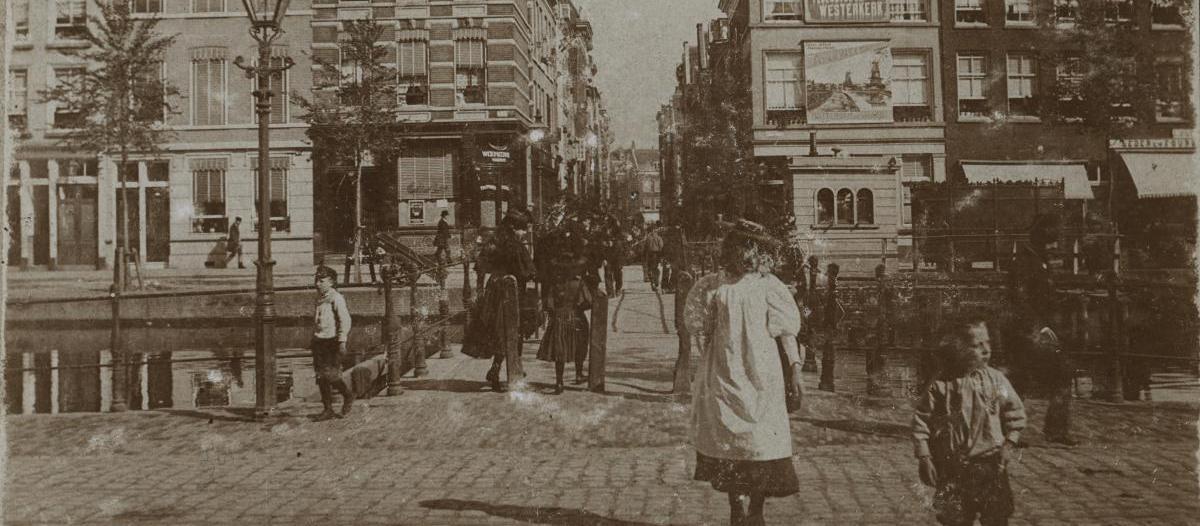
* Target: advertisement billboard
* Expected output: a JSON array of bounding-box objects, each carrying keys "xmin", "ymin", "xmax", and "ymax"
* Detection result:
[{"xmin": 804, "ymin": 41, "xmax": 894, "ymax": 124}]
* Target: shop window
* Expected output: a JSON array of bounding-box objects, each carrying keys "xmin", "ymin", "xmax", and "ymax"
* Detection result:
[
  {"xmin": 191, "ymin": 159, "xmax": 228, "ymax": 233},
  {"xmin": 1006, "ymin": 54, "xmax": 1037, "ymax": 116},
  {"xmin": 836, "ymin": 189, "xmax": 854, "ymax": 225},
  {"xmin": 893, "ymin": 52, "xmax": 931, "ymax": 122},
  {"xmin": 957, "ymin": 54, "xmax": 988, "ymax": 118},
  {"xmin": 816, "ymin": 189, "xmax": 834, "ymax": 225},
  {"xmin": 856, "ymin": 189, "xmax": 875, "ymax": 225},
  {"xmin": 955, "ymin": 0, "xmax": 986, "ymax": 24}
]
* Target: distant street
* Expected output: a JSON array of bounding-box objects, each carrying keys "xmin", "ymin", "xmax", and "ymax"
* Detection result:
[{"xmin": 4, "ymin": 272, "xmax": 1198, "ymax": 525}]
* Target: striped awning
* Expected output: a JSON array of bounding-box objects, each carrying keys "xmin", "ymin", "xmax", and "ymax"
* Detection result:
[
  {"xmin": 397, "ymin": 28, "xmax": 430, "ymax": 42},
  {"xmin": 962, "ymin": 161, "xmax": 1094, "ymax": 200},
  {"xmin": 190, "ymin": 158, "xmax": 228, "ymax": 171},
  {"xmin": 1119, "ymin": 152, "xmax": 1197, "ymax": 199},
  {"xmin": 452, "ymin": 27, "xmax": 487, "ymax": 41}
]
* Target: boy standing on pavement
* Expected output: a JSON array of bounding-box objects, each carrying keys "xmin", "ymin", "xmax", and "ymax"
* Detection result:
[
  {"xmin": 434, "ymin": 210, "xmax": 452, "ymax": 263},
  {"xmin": 312, "ymin": 265, "xmax": 355, "ymax": 420},
  {"xmin": 913, "ymin": 314, "xmax": 1027, "ymax": 526}
]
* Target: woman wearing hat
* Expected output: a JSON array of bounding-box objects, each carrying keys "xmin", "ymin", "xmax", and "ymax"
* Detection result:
[
  {"xmin": 685, "ymin": 219, "xmax": 805, "ymax": 526},
  {"xmin": 535, "ymin": 250, "xmax": 592, "ymax": 394}
]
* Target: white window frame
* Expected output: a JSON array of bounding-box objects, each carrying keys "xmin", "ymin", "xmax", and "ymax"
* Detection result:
[
  {"xmin": 398, "ymin": 40, "xmax": 430, "ymax": 107},
  {"xmin": 51, "ymin": 66, "xmax": 86, "ymax": 129},
  {"xmin": 763, "ymin": 0, "xmax": 803, "ymax": 21},
  {"xmin": 1005, "ymin": 0, "xmax": 1034, "ymax": 24},
  {"xmin": 190, "ymin": 160, "xmax": 228, "ymax": 234},
  {"xmin": 957, "ymin": 53, "xmax": 988, "ymax": 118},
  {"xmin": 130, "ymin": 0, "xmax": 163, "ymax": 13},
  {"xmin": 191, "ymin": 57, "xmax": 228, "ymax": 126},
  {"xmin": 765, "ymin": 52, "xmax": 804, "ymax": 110},
  {"xmin": 889, "ymin": 0, "xmax": 928, "ymax": 21},
  {"xmin": 892, "ymin": 52, "xmax": 930, "ymax": 107},
  {"xmin": 192, "ymin": 0, "xmax": 226, "ymax": 13},
  {"xmin": 955, "ymin": 0, "xmax": 987, "ymax": 24},
  {"xmin": 14, "ymin": 0, "xmax": 30, "ymax": 42},
  {"xmin": 54, "ymin": 0, "xmax": 88, "ymax": 41},
  {"xmin": 1054, "ymin": 0, "xmax": 1080, "ymax": 25},
  {"xmin": 455, "ymin": 39, "xmax": 487, "ymax": 106},
  {"xmin": 1006, "ymin": 53, "xmax": 1037, "ymax": 116},
  {"xmin": 8, "ymin": 69, "xmax": 29, "ymax": 127}
]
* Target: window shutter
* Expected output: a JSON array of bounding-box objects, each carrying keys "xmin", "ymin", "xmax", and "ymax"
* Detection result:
[
  {"xmin": 211, "ymin": 60, "xmax": 225, "ymax": 125},
  {"xmin": 194, "ymin": 61, "xmax": 210, "ymax": 125}
]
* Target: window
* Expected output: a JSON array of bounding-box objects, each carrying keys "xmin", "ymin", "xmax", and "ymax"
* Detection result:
[
  {"xmin": 191, "ymin": 159, "xmax": 228, "ymax": 233},
  {"xmin": 131, "ymin": 0, "xmax": 162, "ymax": 13},
  {"xmin": 455, "ymin": 39, "xmax": 486, "ymax": 105},
  {"xmin": 893, "ymin": 52, "xmax": 931, "ymax": 122},
  {"xmin": 398, "ymin": 143, "xmax": 455, "ymax": 200},
  {"xmin": 816, "ymin": 189, "xmax": 834, "ymax": 225},
  {"xmin": 251, "ymin": 157, "xmax": 291, "ymax": 232},
  {"xmin": 1006, "ymin": 54, "xmax": 1037, "ymax": 116},
  {"xmin": 192, "ymin": 53, "xmax": 227, "ymax": 126},
  {"xmin": 1104, "ymin": 0, "xmax": 1133, "ymax": 22},
  {"xmin": 52, "ymin": 67, "xmax": 86, "ymax": 129},
  {"xmin": 13, "ymin": 0, "xmax": 29, "ymax": 41},
  {"xmin": 900, "ymin": 155, "xmax": 932, "ymax": 227},
  {"xmin": 1155, "ymin": 61, "xmax": 1187, "ymax": 121},
  {"xmin": 55, "ymin": 0, "xmax": 88, "ymax": 40},
  {"xmin": 957, "ymin": 54, "xmax": 988, "ymax": 118},
  {"xmin": 1055, "ymin": 0, "xmax": 1080, "ymax": 23},
  {"xmin": 1110, "ymin": 57, "xmax": 1137, "ymax": 117},
  {"xmin": 856, "ymin": 189, "xmax": 875, "ymax": 224},
  {"xmin": 1055, "ymin": 55, "xmax": 1085, "ymax": 105},
  {"xmin": 1006, "ymin": 0, "xmax": 1033, "ymax": 23},
  {"xmin": 765, "ymin": 53, "xmax": 804, "ymax": 126},
  {"xmin": 956, "ymin": 0, "xmax": 986, "ymax": 24},
  {"xmin": 398, "ymin": 41, "xmax": 429, "ymax": 106},
  {"xmin": 889, "ymin": 0, "xmax": 928, "ymax": 20},
  {"xmin": 192, "ymin": 0, "xmax": 225, "ymax": 13},
  {"xmin": 8, "ymin": 70, "xmax": 28, "ymax": 130},
  {"xmin": 902, "ymin": 186, "xmax": 914, "ymax": 226},
  {"xmin": 836, "ymin": 189, "xmax": 855, "ymax": 225},
  {"xmin": 764, "ymin": 0, "xmax": 803, "ymax": 20},
  {"xmin": 1152, "ymin": 0, "xmax": 1184, "ymax": 25},
  {"xmin": 254, "ymin": 56, "xmax": 288, "ymax": 124}
]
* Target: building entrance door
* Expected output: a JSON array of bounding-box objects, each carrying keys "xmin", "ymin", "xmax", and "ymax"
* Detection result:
[
  {"xmin": 145, "ymin": 187, "xmax": 170, "ymax": 263},
  {"xmin": 6, "ymin": 189, "xmax": 21, "ymax": 266},
  {"xmin": 57, "ymin": 185, "xmax": 98, "ymax": 266}
]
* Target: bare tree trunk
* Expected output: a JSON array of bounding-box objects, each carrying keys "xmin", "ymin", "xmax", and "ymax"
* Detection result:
[{"xmin": 353, "ymin": 155, "xmax": 363, "ymax": 284}]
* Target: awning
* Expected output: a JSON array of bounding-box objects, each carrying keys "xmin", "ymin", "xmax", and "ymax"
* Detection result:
[
  {"xmin": 1118, "ymin": 152, "xmax": 1197, "ymax": 199},
  {"xmin": 962, "ymin": 162, "xmax": 1094, "ymax": 200}
]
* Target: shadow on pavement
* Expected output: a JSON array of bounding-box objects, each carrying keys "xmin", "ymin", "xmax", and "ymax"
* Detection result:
[
  {"xmin": 400, "ymin": 379, "xmax": 492, "ymax": 393},
  {"xmin": 798, "ymin": 417, "xmax": 909, "ymax": 438},
  {"xmin": 158, "ymin": 407, "xmax": 257, "ymax": 423},
  {"xmin": 419, "ymin": 499, "xmax": 683, "ymax": 526}
]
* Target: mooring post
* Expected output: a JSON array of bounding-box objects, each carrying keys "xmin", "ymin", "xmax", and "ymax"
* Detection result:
[
  {"xmin": 819, "ymin": 263, "xmax": 839, "ymax": 392},
  {"xmin": 384, "ymin": 266, "xmax": 404, "ymax": 396},
  {"xmin": 410, "ymin": 272, "xmax": 427, "ymax": 377}
]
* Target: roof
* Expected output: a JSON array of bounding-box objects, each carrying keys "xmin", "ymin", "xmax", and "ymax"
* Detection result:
[
  {"xmin": 961, "ymin": 161, "xmax": 1094, "ymax": 200},
  {"xmin": 1119, "ymin": 152, "xmax": 1197, "ymax": 199}
]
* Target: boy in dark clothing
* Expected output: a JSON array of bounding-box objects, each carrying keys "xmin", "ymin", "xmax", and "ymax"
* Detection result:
[{"xmin": 913, "ymin": 315, "xmax": 1027, "ymax": 526}]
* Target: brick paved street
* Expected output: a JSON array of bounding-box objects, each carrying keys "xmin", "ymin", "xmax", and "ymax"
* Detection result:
[{"xmin": 4, "ymin": 274, "xmax": 1198, "ymax": 525}]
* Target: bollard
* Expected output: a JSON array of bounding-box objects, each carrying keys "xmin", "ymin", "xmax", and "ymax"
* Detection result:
[
  {"xmin": 410, "ymin": 273, "xmax": 428, "ymax": 377},
  {"xmin": 589, "ymin": 287, "xmax": 609, "ymax": 393},
  {"xmin": 1106, "ymin": 275, "xmax": 1125, "ymax": 403},
  {"xmin": 384, "ymin": 266, "xmax": 404, "ymax": 396},
  {"xmin": 672, "ymin": 271, "xmax": 695, "ymax": 395},
  {"xmin": 438, "ymin": 293, "xmax": 452, "ymax": 359},
  {"xmin": 802, "ymin": 256, "xmax": 819, "ymax": 373},
  {"xmin": 818, "ymin": 263, "xmax": 839, "ymax": 392}
]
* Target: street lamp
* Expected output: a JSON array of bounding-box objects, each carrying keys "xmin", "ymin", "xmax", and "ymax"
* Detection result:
[
  {"xmin": 527, "ymin": 111, "xmax": 549, "ymax": 220},
  {"xmin": 235, "ymin": 0, "xmax": 294, "ymax": 420}
]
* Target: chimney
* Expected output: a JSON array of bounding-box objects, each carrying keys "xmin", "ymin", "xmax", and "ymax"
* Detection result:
[{"xmin": 808, "ymin": 132, "xmax": 818, "ymax": 157}]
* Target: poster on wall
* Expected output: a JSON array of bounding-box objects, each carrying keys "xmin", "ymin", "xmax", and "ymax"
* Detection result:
[
  {"xmin": 804, "ymin": 0, "xmax": 889, "ymax": 22},
  {"xmin": 804, "ymin": 41, "xmax": 893, "ymax": 124},
  {"xmin": 409, "ymin": 200, "xmax": 426, "ymax": 224}
]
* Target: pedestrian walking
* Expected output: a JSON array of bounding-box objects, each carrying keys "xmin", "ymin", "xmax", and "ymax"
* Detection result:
[
  {"xmin": 434, "ymin": 210, "xmax": 452, "ymax": 264},
  {"xmin": 225, "ymin": 217, "xmax": 244, "ymax": 269},
  {"xmin": 644, "ymin": 226, "xmax": 664, "ymax": 291},
  {"xmin": 461, "ymin": 210, "xmax": 536, "ymax": 392},
  {"xmin": 536, "ymin": 252, "xmax": 592, "ymax": 394},
  {"xmin": 913, "ymin": 313, "xmax": 1027, "ymax": 526},
  {"xmin": 684, "ymin": 220, "xmax": 804, "ymax": 526},
  {"xmin": 311, "ymin": 265, "xmax": 356, "ymax": 421}
]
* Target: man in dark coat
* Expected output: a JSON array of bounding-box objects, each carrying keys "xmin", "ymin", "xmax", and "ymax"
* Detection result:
[
  {"xmin": 225, "ymin": 217, "xmax": 244, "ymax": 269},
  {"xmin": 434, "ymin": 210, "xmax": 452, "ymax": 264}
]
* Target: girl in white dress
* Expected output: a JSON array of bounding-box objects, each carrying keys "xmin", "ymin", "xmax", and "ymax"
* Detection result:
[{"xmin": 685, "ymin": 223, "xmax": 805, "ymax": 526}]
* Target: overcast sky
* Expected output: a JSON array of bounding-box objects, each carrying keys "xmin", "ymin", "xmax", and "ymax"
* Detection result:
[{"xmin": 573, "ymin": 0, "xmax": 723, "ymax": 151}]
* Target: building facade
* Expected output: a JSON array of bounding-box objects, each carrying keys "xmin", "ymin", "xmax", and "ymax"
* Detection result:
[
  {"xmin": 7, "ymin": 0, "xmax": 315, "ymax": 270},
  {"xmin": 706, "ymin": 0, "xmax": 948, "ymax": 272}
]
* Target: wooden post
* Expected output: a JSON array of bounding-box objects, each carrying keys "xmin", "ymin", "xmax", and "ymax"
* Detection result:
[
  {"xmin": 410, "ymin": 274, "xmax": 428, "ymax": 377},
  {"xmin": 868, "ymin": 265, "xmax": 890, "ymax": 397},
  {"xmin": 1076, "ymin": 294, "xmax": 1090, "ymax": 398},
  {"xmin": 384, "ymin": 266, "xmax": 403, "ymax": 396},
  {"xmin": 1106, "ymin": 276, "xmax": 1125, "ymax": 403},
  {"xmin": 819, "ymin": 263, "xmax": 839, "ymax": 392},
  {"xmin": 672, "ymin": 271, "xmax": 695, "ymax": 395},
  {"xmin": 589, "ymin": 288, "xmax": 609, "ymax": 393},
  {"xmin": 803, "ymin": 257, "xmax": 819, "ymax": 372}
]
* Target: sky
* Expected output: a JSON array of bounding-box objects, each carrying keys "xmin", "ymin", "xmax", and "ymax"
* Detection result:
[{"xmin": 573, "ymin": 0, "xmax": 724, "ymax": 151}]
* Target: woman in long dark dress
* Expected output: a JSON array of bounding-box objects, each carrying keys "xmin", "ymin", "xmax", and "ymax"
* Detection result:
[{"xmin": 536, "ymin": 254, "xmax": 591, "ymax": 394}]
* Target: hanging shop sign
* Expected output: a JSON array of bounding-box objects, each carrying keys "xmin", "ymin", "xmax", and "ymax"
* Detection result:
[{"xmin": 804, "ymin": 41, "xmax": 893, "ymax": 124}]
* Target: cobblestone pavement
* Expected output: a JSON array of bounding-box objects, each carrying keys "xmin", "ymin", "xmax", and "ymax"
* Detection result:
[{"xmin": 4, "ymin": 275, "xmax": 1198, "ymax": 525}]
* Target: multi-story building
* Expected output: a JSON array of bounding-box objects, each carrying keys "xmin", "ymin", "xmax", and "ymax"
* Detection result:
[
  {"xmin": 703, "ymin": 0, "xmax": 949, "ymax": 272},
  {"xmin": 939, "ymin": 0, "xmax": 1194, "ymax": 269},
  {"xmin": 7, "ymin": 0, "xmax": 314, "ymax": 270},
  {"xmin": 310, "ymin": 0, "xmax": 589, "ymax": 256},
  {"xmin": 555, "ymin": 2, "xmax": 608, "ymax": 199}
]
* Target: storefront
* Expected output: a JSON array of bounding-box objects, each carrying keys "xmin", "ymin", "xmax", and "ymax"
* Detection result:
[{"xmin": 1109, "ymin": 136, "xmax": 1197, "ymax": 270}]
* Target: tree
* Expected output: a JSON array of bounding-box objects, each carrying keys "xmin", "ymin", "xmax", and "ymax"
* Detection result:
[
  {"xmin": 294, "ymin": 20, "xmax": 404, "ymax": 282},
  {"xmin": 39, "ymin": 1, "xmax": 178, "ymax": 286}
]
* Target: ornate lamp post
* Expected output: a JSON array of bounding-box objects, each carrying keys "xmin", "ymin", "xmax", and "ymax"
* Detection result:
[{"xmin": 235, "ymin": 0, "xmax": 294, "ymax": 420}]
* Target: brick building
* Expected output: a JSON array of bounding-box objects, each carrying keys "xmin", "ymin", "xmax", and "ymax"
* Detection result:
[{"xmin": 7, "ymin": 0, "xmax": 314, "ymax": 269}]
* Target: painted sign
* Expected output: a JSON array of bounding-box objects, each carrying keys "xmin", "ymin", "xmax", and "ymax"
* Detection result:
[
  {"xmin": 804, "ymin": 41, "xmax": 893, "ymax": 124},
  {"xmin": 1108, "ymin": 138, "xmax": 1195, "ymax": 150},
  {"xmin": 804, "ymin": 0, "xmax": 889, "ymax": 22}
]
